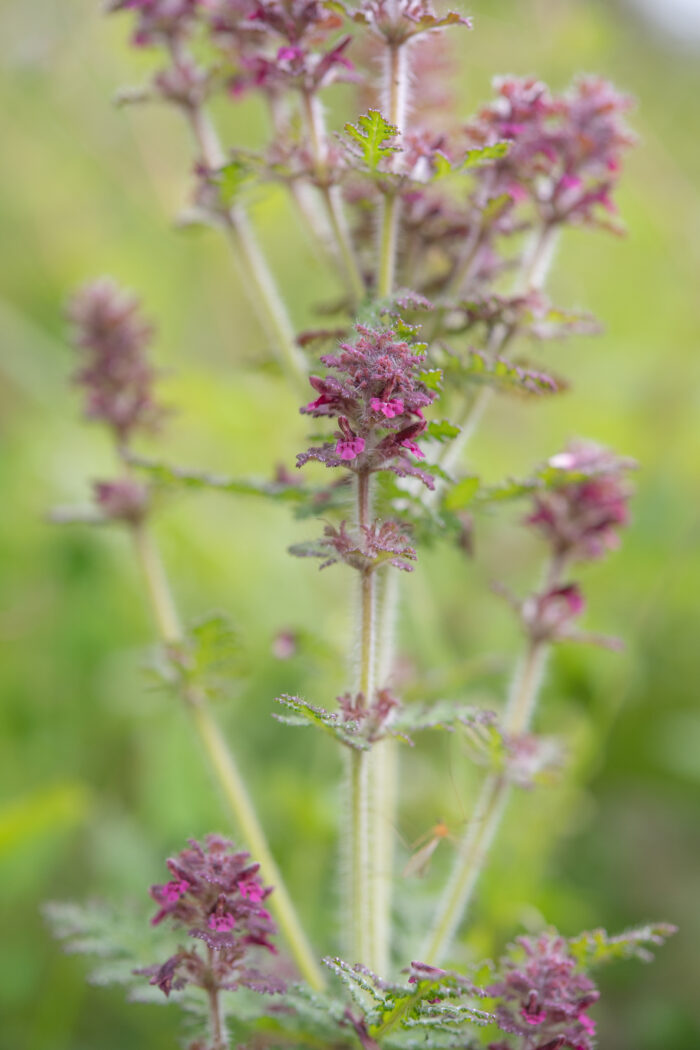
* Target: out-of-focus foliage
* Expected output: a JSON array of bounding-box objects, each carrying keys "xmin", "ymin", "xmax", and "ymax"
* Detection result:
[{"xmin": 0, "ymin": 1, "xmax": 699, "ymax": 1049}]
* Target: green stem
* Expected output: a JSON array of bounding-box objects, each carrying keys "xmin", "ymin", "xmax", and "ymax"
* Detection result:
[
  {"xmin": 376, "ymin": 43, "xmax": 407, "ymax": 299},
  {"xmin": 435, "ymin": 223, "xmax": 559, "ymax": 479},
  {"xmin": 421, "ymin": 565, "xmax": 559, "ymax": 964},
  {"xmin": 185, "ymin": 94, "xmax": 307, "ymax": 391},
  {"xmin": 347, "ymin": 471, "xmax": 383, "ymax": 969},
  {"xmin": 301, "ymin": 91, "xmax": 366, "ymax": 307},
  {"xmin": 130, "ymin": 520, "xmax": 325, "ymax": 991},
  {"xmin": 377, "ymin": 195, "xmax": 400, "ymax": 299},
  {"xmin": 206, "ymin": 947, "xmax": 229, "ymax": 1050}
]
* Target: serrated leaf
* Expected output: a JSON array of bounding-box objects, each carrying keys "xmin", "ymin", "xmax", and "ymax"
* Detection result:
[
  {"xmin": 481, "ymin": 192, "xmax": 512, "ymax": 224},
  {"xmin": 426, "ymin": 420, "xmax": 461, "ymax": 444},
  {"xmin": 443, "ymin": 476, "xmax": 480, "ymax": 510},
  {"xmin": 444, "ymin": 351, "xmax": 561, "ymax": 398},
  {"xmin": 417, "ymin": 368, "xmax": 444, "ymax": 391},
  {"xmin": 568, "ymin": 924, "xmax": 677, "ymax": 969},
  {"xmin": 392, "ymin": 700, "xmax": 495, "ymax": 735},
  {"xmin": 461, "ymin": 142, "xmax": 510, "ymax": 167},
  {"xmin": 127, "ymin": 455, "xmax": 349, "ymax": 519},
  {"xmin": 216, "ymin": 159, "xmax": 252, "ymax": 206},
  {"xmin": 274, "ymin": 695, "xmax": 369, "ymax": 751},
  {"xmin": 344, "ymin": 110, "xmax": 400, "ymax": 171}
]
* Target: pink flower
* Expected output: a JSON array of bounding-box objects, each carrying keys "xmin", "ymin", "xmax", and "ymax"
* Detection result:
[
  {"xmin": 162, "ymin": 879, "xmax": 190, "ymax": 903},
  {"xmin": 208, "ymin": 911, "xmax": 235, "ymax": 931},
  {"xmin": 400, "ymin": 438, "xmax": 425, "ymax": 459},
  {"xmin": 370, "ymin": 396, "xmax": 405, "ymax": 418},
  {"xmin": 578, "ymin": 1012, "xmax": 596, "ymax": 1036},
  {"xmin": 238, "ymin": 878, "xmax": 265, "ymax": 903},
  {"xmin": 559, "ymin": 172, "xmax": 583, "ymax": 191},
  {"xmin": 336, "ymin": 436, "xmax": 365, "ymax": 460},
  {"xmin": 521, "ymin": 1007, "xmax": 547, "ymax": 1025},
  {"xmin": 276, "ymin": 45, "xmax": 304, "ymax": 62}
]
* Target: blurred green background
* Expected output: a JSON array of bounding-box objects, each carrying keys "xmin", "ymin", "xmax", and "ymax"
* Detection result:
[{"xmin": 1, "ymin": 0, "xmax": 699, "ymax": 1047}]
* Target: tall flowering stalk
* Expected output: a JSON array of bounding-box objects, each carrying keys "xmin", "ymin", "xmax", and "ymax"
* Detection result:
[
  {"xmin": 296, "ymin": 322, "xmax": 437, "ymax": 969},
  {"xmin": 64, "ymin": 277, "xmax": 324, "ymax": 991},
  {"xmin": 46, "ymin": 6, "xmax": 679, "ymax": 1050}
]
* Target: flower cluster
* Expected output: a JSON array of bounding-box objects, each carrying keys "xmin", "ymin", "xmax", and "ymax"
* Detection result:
[
  {"xmin": 142, "ymin": 836, "xmax": 283, "ymax": 998},
  {"xmin": 297, "ymin": 324, "xmax": 437, "ymax": 486},
  {"xmin": 345, "ymin": 0, "xmax": 472, "ymax": 46},
  {"xmin": 489, "ymin": 933, "xmax": 599, "ymax": 1050},
  {"xmin": 205, "ymin": 0, "xmax": 355, "ymax": 98},
  {"xmin": 68, "ymin": 278, "xmax": 162, "ymax": 445},
  {"xmin": 466, "ymin": 75, "xmax": 635, "ymax": 229},
  {"xmin": 527, "ymin": 442, "xmax": 634, "ymax": 562},
  {"xmin": 107, "ymin": 0, "xmax": 201, "ymax": 47}
]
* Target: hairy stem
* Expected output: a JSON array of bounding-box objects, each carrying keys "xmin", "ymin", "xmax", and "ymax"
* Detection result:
[
  {"xmin": 421, "ymin": 560, "xmax": 561, "ymax": 965},
  {"xmin": 176, "ymin": 69, "xmax": 306, "ymax": 389},
  {"xmin": 369, "ymin": 568, "xmax": 400, "ymax": 971},
  {"xmin": 301, "ymin": 91, "xmax": 366, "ymax": 307},
  {"xmin": 376, "ymin": 43, "xmax": 408, "ymax": 298},
  {"xmin": 347, "ymin": 471, "xmax": 383, "ymax": 969},
  {"xmin": 206, "ymin": 946, "xmax": 229, "ymax": 1050},
  {"xmin": 437, "ymin": 222, "xmax": 559, "ymax": 478},
  {"xmin": 130, "ymin": 520, "xmax": 325, "ymax": 990}
]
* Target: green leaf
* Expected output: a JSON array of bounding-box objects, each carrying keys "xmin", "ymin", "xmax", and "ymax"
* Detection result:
[
  {"xmin": 215, "ymin": 159, "xmax": 252, "ymax": 206},
  {"xmin": 444, "ymin": 476, "xmax": 480, "ymax": 510},
  {"xmin": 443, "ymin": 351, "xmax": 562, "ymax": 398},
  {"xmin": 482, "ymin": 192, "xmax": 513, "ymax": 224},
  {"xmin": 344, "ymin": 110, "xmax": 400, "ymax": 171},
  {"xmin": 128, "ymin": 455, "xmax": 349, "ymax": 519},
  {"xmin": 461, "ymin": 142, "xmax": 510, "ymax": 167},
  {"xmin": 426, "ymin": 419, "xmax": 461, "ymax": 444},
  {"xmin": 417, "ymin": 368, "xmax": 444, "ymax": 391},
  {"xmin": 274, "ymin": 695, "xmax": 369, "ymax": 751},
  {"xmin": 568, "ymin": 924, "xmax": 677, "ymax": 968}
]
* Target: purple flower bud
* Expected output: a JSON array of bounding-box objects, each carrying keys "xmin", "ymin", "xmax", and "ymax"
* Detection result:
[
  {"xmin": 522, "ymin": 583, "xmax": 585, "ymax": 643},
  {"xmin": 68, "ymin": 278, "xmax": 164, "ymax": 446},
  {"xmin": 489, "ymin": 933, "xmax": 599, "ymax": 1050},
  {"xmin": 93, "ymin": 478, "xmax": 150, "ymax": 524},
  {"xmin": 107, "ymin": 0, "xmax": 202, "ymax": 47},
  {"xmin": 526, "ymin": 442, "xmax": 634, "ymax": 562}
]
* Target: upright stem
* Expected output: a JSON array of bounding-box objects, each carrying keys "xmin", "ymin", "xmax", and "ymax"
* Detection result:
[
  {"xmin": 301, "ymin": 91, "xmax": 366, "ymax": 307},
  {"xmin": 130, "ymin": 520, "xmax": 325, "ymax": 990},
  {"xmin": 436, "ymin": 223, "xmax": 559, "ymax": 479},
  {"xmin": 369, "ymin": 568, "xmax": 400, "ymax": 972},
  {"xmin": 377, "ymin": 43, "xmax": 408, "ymax": 298},
  {"xmin": 347, "ymin": 471, "xmax": 383, "ymax": 969},
  {"xmin": 420, "ymin": 572, "xmax": 558, "ymax": 965},
  {"xmin": 177, "ymin": 74, "xmax": 307, "ymax": 389},
  {"xmin": 206, "ymin": 947, "xmax": 229, "ymax": 1050}
]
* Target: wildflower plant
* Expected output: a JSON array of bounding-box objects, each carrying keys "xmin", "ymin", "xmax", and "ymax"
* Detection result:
[{"xmin": 46, "ymin": 2, "xmax": 677, "ymax": 1049}]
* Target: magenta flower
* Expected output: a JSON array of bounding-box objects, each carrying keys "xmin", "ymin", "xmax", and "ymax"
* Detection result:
[{"xmin": 370, "ymin": 396, "xmax": 405, "ymax": 418}]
